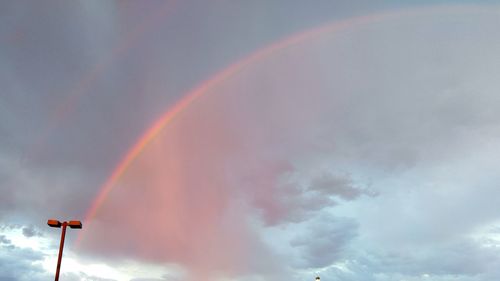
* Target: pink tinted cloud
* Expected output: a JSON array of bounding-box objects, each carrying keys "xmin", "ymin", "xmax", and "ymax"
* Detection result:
[{"xmin": 79, "ymin": 36, "xmax": 334, "ymax": 280}]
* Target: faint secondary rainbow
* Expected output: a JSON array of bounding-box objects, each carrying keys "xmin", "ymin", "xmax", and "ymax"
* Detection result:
[
  {"xmin": 79, "ymin": 5, "xmax": 489, "ymax": 242},
  {"xmin": 25, "ymin": 1, "xmax": 176, "ymax": 164}
]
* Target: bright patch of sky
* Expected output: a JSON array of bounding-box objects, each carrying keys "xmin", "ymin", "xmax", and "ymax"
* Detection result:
[{"xmin": 0, "ymin": 226, "xmax": 174, "ymax": 280}]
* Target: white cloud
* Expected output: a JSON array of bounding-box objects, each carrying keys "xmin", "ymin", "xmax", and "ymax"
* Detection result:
[{"xmin": 0, "ymin": 224, "xmax": 174, "ymax": 281}]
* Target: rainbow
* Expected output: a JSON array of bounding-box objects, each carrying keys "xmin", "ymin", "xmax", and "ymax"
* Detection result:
[{"xmin": 78, "ymin": 5, "xmax": 490, "ymax": 243}]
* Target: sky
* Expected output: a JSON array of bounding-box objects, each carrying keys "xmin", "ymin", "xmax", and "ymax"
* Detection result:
[{"xmin": 2, "ymin": 1, "xmax": 500, "ymax": 280}]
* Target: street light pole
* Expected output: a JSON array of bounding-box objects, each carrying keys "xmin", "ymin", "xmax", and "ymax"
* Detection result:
[
  {"xmin": 47, "ymin": 219, "xmax": 82, "ymax": 281},
  {"xmin": 54, "ymin": 221, "xmax": 67, "ymax": 281}
]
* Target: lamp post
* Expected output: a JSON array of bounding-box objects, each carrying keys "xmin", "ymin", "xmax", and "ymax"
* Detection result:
[{"xmin": 47, "ymin": 219, "xmax": 82, "ymax": 281}]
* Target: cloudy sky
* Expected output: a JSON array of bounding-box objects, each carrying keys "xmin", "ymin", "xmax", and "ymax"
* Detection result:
[{"xmin": 2, "ymin": 1, "xmax": 500, "ymax": 280}]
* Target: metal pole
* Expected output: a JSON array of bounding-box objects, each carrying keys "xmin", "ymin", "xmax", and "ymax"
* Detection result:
[{"xmin": 54, "ymin": 221, "xmax": 68, "ymax": 281}]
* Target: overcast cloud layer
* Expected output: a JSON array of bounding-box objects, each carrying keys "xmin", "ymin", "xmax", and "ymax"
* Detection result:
[
  {"xmin": 2, "ymin": 1, "xmax": 500, "ymax": 281},
  {"xmin": 83, "ymin": 6, "xmax": 500, "ymax": 281}
]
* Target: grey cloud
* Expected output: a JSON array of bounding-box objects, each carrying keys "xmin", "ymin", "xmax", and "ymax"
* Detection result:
[
  {"xmin": 22, "ymin": 225, "xmax": 42, "ymax": 238},
  {"xmin": 316, "ymin": 236, "xmax": 500, "ymax": 281},
  {"xmin": 0, "ymin": 1, "xmax": 126, "ymax": 226},
  {"xmin": 0, "ymin": 156, "xmax": 17, "ymax": 218},
  {"xmin": 243, "ymin": 166, "xmax": 370, "ymax": 226},
  {"xmin": 290, "ymin": 216, "xmax": 358, "ymax": 268},
  {"xmin": 80, "ymin": 7, "xmax": 500, "ymax": 281},
  {"xmin": 383, "ymin": 239, "xmax": 499, "ymax": 276},
  {"xmin": 309, "ymin": 172, "xmax": 376, "ymax": 200},
  {"xmin": 0, "ymin": 235, "xmax": 11, "ymax": 245},
  {"xmin": 247, "ymin": 168, "xmax": 338, "ymax": 225},
  {"xmin": 0, "ymin": 152, "xmax": 98, "ymax": 223}
]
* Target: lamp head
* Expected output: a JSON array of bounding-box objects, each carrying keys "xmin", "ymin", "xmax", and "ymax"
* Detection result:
[
  {"xmin": 68, "ymin": 221, "xmax": 83, "ymax": 229},
  {"xmin": 47, "ymin": 219, "xmax": 62, "ymax": 228}
]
